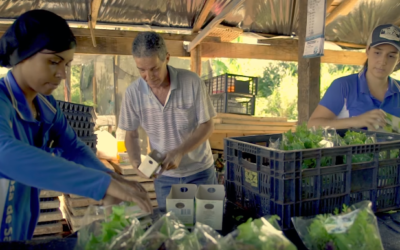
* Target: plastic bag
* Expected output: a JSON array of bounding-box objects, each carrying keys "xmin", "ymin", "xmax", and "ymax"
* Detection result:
[
  {"xmin": 133, "ymin": 212, "xmax": 195, "ymax": 250},
  {"xmin": 75, "ymin": 202, "xmax": 150, "ymax": 250},
  {"xmin": 219, "ymin": 216, "xmax": 297, "ymax": 250},
  {"xmin": 292, "ymin": 200, "xmax": 383, "ymax": 250}
]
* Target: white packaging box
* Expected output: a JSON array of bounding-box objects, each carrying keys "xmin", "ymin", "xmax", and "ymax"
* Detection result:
[
  {"xmin": 138, "ymin": 150, "xmax": 164, "ymax": 178},
  {"xmin": 166, "ymin": 184, "xmax": 197, "ymax": 227},
  {"xmin": 195, "ymin": 185, "xmax": 225, "ymax": 230}
]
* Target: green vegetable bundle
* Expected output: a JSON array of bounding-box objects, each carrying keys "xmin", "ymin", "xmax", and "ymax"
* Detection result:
[
  {"xmin": 278, "ymin": 124, "xmax": 399, "ymax": 169},
  {"xmin": 75, "ymin": 202, "xmax": 148, "ymax": 250},
  {"xmin": 219, "ymin": 216, "xmax": 297, "ymax": 250},
  {"xmin": 292, "ymin": 201, "xmax": 383, "ymax": 250}
]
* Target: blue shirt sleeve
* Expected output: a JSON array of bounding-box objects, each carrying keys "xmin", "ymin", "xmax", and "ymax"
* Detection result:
[
  {"xmin": 319, "ymin": 79, "xmax": 346, "ymax": 116},
  {"xmin": 48, "ymin": 97, "xmax": 112, "ymax": 173},
  {"xmin": 0, "ymin": 96, "xmax": 111, "ymax": 201}
]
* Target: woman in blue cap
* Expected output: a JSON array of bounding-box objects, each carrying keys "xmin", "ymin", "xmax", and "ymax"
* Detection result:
[
  {"xmin": 0, "ymin": 10, "xmax": 152, "ymax": 242},
  {"xmin": 308, "ymin": 24, "xmax": 400, "ymax": 130}
]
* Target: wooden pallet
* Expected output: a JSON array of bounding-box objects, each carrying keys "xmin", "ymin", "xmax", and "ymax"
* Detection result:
[
  {"xmin": 38, "ymin": 209, "xmax": 64, "ymax": 223},
  {"xmin": 39, "ymin": 197, "xmax": 60, "ymax": 210},
  {"xmin": 63, "ymin": 194, "xmax": 102, "ymax": 208},
  {"xmin": 33, "ymin": 221, "xmax": 63, "ymax": 236},
  {"xmin": 39, "ymin": 190, "xmax": 62, "ymax": 198}
]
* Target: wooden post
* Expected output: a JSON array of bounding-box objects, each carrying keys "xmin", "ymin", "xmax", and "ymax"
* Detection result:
[
  {"xmin": 113, "ymin": 55, "xmax": 120, "ymax": 128},
  {"xmin": 190, "ymin": 45, "xmax": 202, "ymax": 76},
  {"xmin": 64, "ymin": 66, "xmax": 71, "ymax": 102},
  {"xmin": 92, "ymin": 61, "xmax": 97, "ymax": 112},
  {"xmin": 297, "ymin": 0, "xmax": 321, "ymax": 124}
]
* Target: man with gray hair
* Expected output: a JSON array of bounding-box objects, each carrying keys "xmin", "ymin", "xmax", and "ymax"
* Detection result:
[{"xmin": 118, "ymin": 32, "xmax": 217, "ymax": 210}]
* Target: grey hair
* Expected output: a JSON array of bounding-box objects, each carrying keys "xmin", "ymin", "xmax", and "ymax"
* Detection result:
[{"xmin": 132, "ymin": 32, "xmax": 167, "ymax": 61}]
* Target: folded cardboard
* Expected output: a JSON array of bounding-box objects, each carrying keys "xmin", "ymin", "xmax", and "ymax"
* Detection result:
[
  {"xmin": 138, "ymin": 150, "xmax": 163, "ymax": 178},
  {"xmin": 166, "ymin": 184, "xmax": 197, "ymax": 226},
  {"xmin": 195, "ymin": 185, "xmax": 225, "ymax": 230}
]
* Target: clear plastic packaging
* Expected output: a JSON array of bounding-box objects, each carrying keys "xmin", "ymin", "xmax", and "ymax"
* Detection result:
[{"xmin": 292, "ymin": 201, "xmax": 383, "ymax": 250}]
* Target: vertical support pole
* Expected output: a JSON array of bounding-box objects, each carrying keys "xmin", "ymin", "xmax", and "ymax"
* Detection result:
[
  {"xmin": 297, "ymin": 0, "xmax": 321, "ymax": 124},
  {"xmin": 64, "ymin": 66, "xmax": 71, "ymax": 102},
  {"xmin": 113, "ymin": 55, "xmax": 120, "ymax": 128},
  {"xmin": 92, "ymin": 60, "xmax": 97, "ymax": 113},
  {"xmin": 190, "ymin": 45, "xmax": 202, "ymax": 76}
]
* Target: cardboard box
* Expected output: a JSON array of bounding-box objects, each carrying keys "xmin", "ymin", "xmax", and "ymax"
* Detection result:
[
  {"xmin": 166, "ymin": 184, "xmax": 197, "ymax": 227},
  {"xmin": 195, "ymin": 185, "xmax": 225, "ymax": 230},
  {"xmin": 138, "ymin": 150, "xmax": 163, "ymax": 178}
]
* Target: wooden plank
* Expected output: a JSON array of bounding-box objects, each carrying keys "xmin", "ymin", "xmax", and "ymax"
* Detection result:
[
  {"xmin": 34, "ymin": 222, "xmax": 63, "ymax": 236},
  {"xmin": 326, "ymin": 0, "xmax": 359, "ymax": 26},
  {"xmin": 193, "ymin": 0, "xmax": 216, "ymax": 33},
  {"xmin": 214, "ymin": 129, "xmax": 293, "ymax": 134},
  {"xmin": 187, "ymin": 0, "xmax": 245, "ymax": 51},
  {"xmin": 40, "ymin": 199, "xmax": 60, "ymax": 210},
  {"xmin": 326, "ymin": 0, "xmax": 335, "ymax": 11},
  {"xmin": 109, "ymin": 160, "xmax": 136, "ymax": 175},
  {"xmin": 216, "ymin": 113, "xmax": 288, "ymax": 122},
  {"xmin": 100, "ymin": 159, "xmax": 115, "ymax": 171},
  {"xmin": 335, "ymin": 42, "xmax": 365, "ymax": 49},
  {"xmin": 75, "ymin": 36, "xmax": 189, "ymax": 57},
  {"xmin": 38, "ymin": 210, "xmax": 63, "ymax": 223},
  {"xmin": 90, "ymin": 0, "xmax": 102, "ymax": 29},
  {"xmin": 151, "ymin": 199, "xmax": 158, "ymax": 207},
  {"xmin": 209, "ymin": 133, "xmax": 227, "ymax": 150},
  {"xmin": 214, "ymin": 124, "xmax": 295, "ymax": 131},
  {"xmin": 298, "ymin": 0, "xmax": 321, "ymax": 124},
  {"xmin": 39, "ymin": 190, "xmax": 62, "ymax": 198},
  {"xmin": 123, "ymin": 175, "xmax": 154, "ymax": 183},
  {"xmin": 201, "ymin": 42, "xmax": 367, "ymax": 65},
  {"xmin": 0, "ymin": 24, "xmax": 220, "ymax": 43},
  {"xmin": 32, "ymin": 233, "xmax": 63, "ymax": 240},
  {"xmin": 190, "ymin": 45, "xmax": 202, "ymax": 75},
  {"xmin": 63, "ymin": 194, "xmax": 101, "ymax": 208},
  {"xmin": 213, "ymin": 118, "xmax": 297, "ymax": 126}
]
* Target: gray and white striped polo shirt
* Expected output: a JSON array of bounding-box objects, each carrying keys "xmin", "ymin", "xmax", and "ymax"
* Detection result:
[{"xmin": 119, "ymin": 65, "xmax": 217, "ymax": 177}]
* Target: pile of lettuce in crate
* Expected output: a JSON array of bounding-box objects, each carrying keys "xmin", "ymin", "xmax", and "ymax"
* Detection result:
[
  {"xmin": 223, "ymin": 123, "xmax": 400, "ymax": 249},
  {"xmin": 73, "ymin": 124, "xmax": 400, "ymax": 250}
]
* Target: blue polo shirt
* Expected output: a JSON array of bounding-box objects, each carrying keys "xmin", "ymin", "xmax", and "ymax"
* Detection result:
[
  {"xmin": 0, "ymin": 71, "xmax": 112, "ymax": 241},
  {"xmin": 320, "ymin": 69, "xmax": 400, "ymax": 118}
]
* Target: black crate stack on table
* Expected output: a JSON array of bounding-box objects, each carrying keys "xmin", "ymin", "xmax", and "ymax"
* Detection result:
[
  {"xmin": 223, "ymin": 129, "xmax": 400, "ymax": 230},
  {"xmin": 203, "ymin": 74, "xmax": 258, "ymax": 116},
  {"xmin": 56, "ymin": 101, "xmax": 97, "ymax": 153}
]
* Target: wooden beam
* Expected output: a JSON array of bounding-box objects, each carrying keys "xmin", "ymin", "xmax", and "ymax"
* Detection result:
[
  {"xmin": 0, "ymin": 24, "xmax": 221, "ymax": 43},
  {"xmin": 258, "ymin": 38, "xmax": 299, "ymax": 46},
  {"xmin": 326, "ymin": 0, "xmax": 335, "ymax": 11},
  {"xmin": 326, "ymin": 0, "xmax": 359, "ymax": 26},
  {"xmin": 190, "ymin": 45, "xmax": 202, "ymax": 76},
  {"xmin": 201, "ymin": 42, "xmax": 367, "ymax": 65},
  {"xmin": 75, "ymin": 36, "xmax": 189, "ymax": 57},
  {"xmin": 298, "ymin": 0, "xmax": 320, "ymax": 124},
  {"xmin": 90, "ymin": 0, "xmax": 102, "ymax": 29},
  {"xmin": 64, "ymin": 67, "xmax": 71, "ymax": 102},
  {"xmin": 335, "ymin": 41, "xmax": 365, "ymax": 49},
  {"xmin": 88, "ymin": 0, "xmax": 102, "ymax": 47},
  {"xmin": 187, "ymin": 0, "xmax": 245, "ymax": 52},
  {"xmin": 193, "ymin": 0, "xmax": 216, "ymax": 33},
  {"xmin": 113, "ymin": 55, "xmax": 120, "ymax": 127}
]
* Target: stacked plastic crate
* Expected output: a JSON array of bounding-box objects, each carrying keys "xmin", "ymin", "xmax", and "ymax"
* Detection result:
[
  {"xmin": 56, "ymin": 100, "xmax": 97, "ymax": 152},
  {"xmin": 224, "ymin": 129, "xmax": 400, "ymax": 230},
  {"xmin": 203, "ymin": 73, "xmax": 258, "ymax": 116}
]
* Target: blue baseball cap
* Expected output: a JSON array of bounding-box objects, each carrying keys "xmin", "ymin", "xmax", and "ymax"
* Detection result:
[{"xmin": 367, "ymin": 24, "xmax": 400, "ymax": 51}]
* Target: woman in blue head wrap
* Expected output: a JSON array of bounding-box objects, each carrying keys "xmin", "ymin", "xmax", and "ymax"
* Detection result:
[{"xmin": 0, "ymin": 10, "xmax": 152, "ymax": 242}]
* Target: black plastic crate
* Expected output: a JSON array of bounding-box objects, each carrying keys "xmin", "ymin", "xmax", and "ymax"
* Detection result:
[
  {"xmin": 210, "ymin": 93, "xmax": 255, "ymax": 115},
  {"xmin": 224, "ymin": 129, "xmax": 400, "ymax": 230},
  {"xmin": 63, "ymin": 111, "xmax": 94, "ymax": 123},
  {"xmin": 204, "ymin": 73, "xmax": 258, "ymax": 95},
  {"xmin": 57, "ymin": 100, "xmax": 96, "ymax": 119}
]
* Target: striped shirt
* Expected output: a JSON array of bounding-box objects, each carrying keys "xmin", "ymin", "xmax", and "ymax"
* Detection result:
[{"xmin": 119, "ymin": 65, "xmax": 217, "ymax": 177}]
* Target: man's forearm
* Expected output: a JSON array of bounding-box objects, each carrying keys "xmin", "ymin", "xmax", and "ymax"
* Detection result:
[
  {"xmin": 125, "ymin": 131, "xmax": 142, "ymax": 168},
  {"xmin": 175, "ymin": 120, "xmax": 214, "ymax": 155}
]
